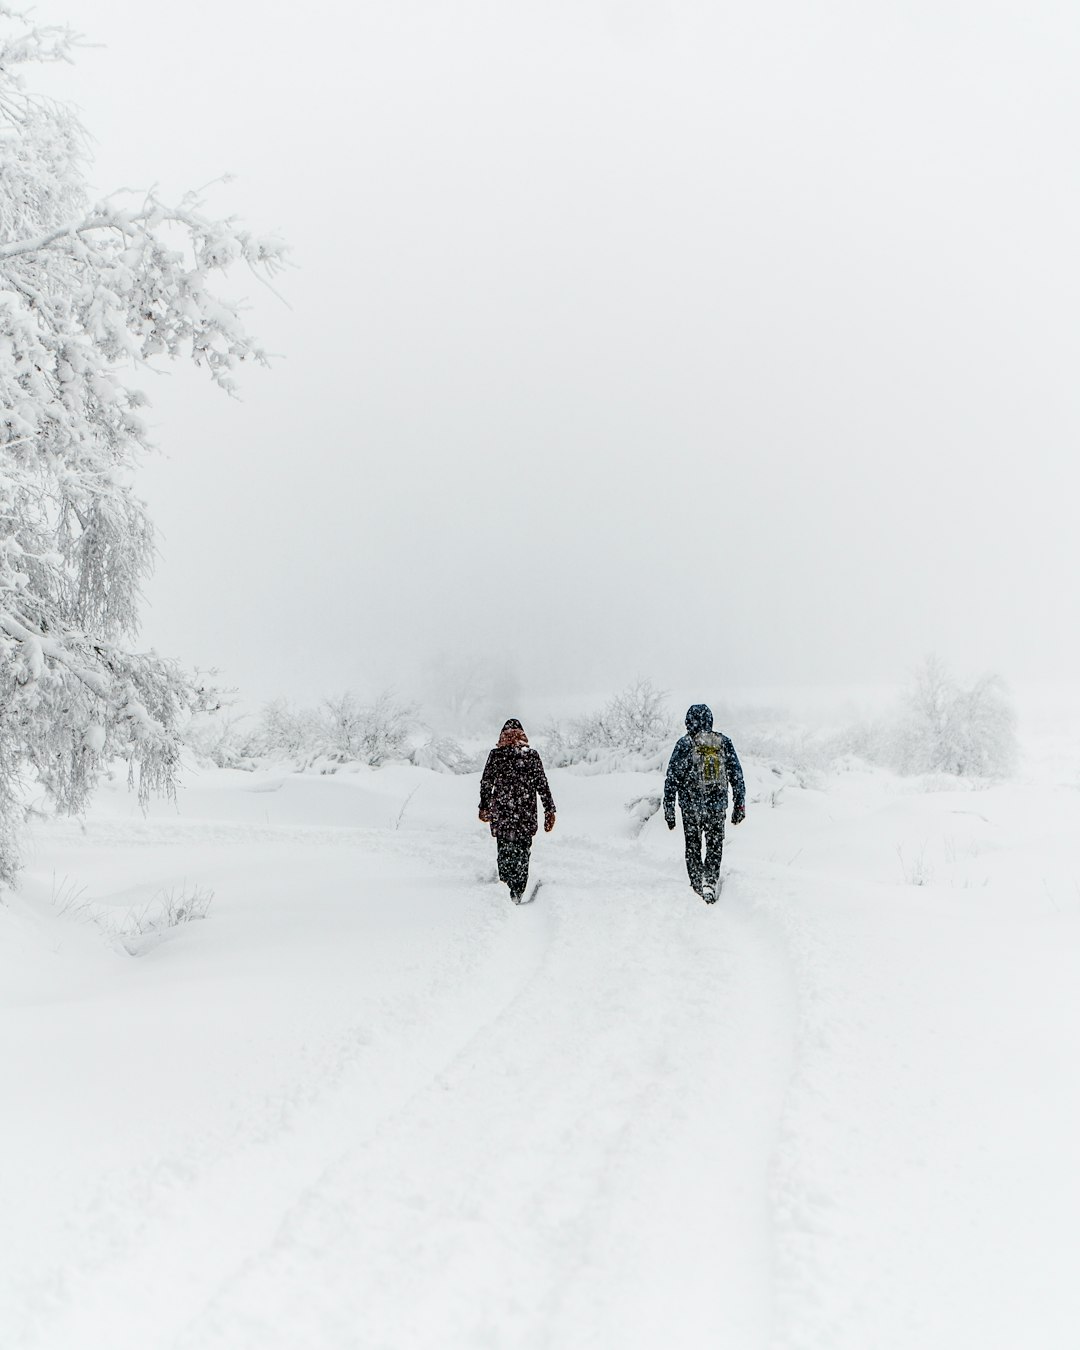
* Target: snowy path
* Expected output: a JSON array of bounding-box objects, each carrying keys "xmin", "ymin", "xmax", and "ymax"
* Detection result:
[
  {"xmin": 7, "ymin": 763, "xmax": 1080, "ymax": 1349},
  {"xmin": 176, "ymin": 842, "xmax": 793, "ymax": 1350},
  {"xmin": 4, "ymin": 791, "xmax": 794, "ymax": 1350}
]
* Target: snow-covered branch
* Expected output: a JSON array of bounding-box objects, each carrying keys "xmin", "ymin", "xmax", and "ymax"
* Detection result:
[{"xmin": 0, "ymin": 9, "xmax": 286, "ymax": 882}]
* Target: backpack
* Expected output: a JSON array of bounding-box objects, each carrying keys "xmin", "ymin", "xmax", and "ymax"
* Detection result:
[{"xmin": 691, "ymin": 731, "xmax": 728, "ymax": 793}]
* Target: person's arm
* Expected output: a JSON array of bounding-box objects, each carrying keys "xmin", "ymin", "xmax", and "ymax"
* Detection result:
[
  {"xmin": 726, "ymin": 738, "xmax": 746, "ymax": 824},
  {"xmin": 533, "ymin": 753, "xmax": 556, "ymax": 830},
  {"xmin": 663, "ymin": 739, "xmax": 686, "ymax": 828},
  {"xmin": 479, "ymin": 751, "xmax": 496, "ymax": 821}
]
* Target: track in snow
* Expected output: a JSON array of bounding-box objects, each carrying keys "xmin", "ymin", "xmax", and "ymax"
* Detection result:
[
  {"xmin": 10, "ymin": 818, "xmax": 796, "ymax": 1350},
  {"xmin": 178, "ymin": 837, "xmax": 796, "ymax": 1350}
]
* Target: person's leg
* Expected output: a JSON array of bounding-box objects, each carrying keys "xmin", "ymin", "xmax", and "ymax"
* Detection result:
[
  {"xmin": 508, "ymin": 838, "xmax": 531, "ymax": 897},
  {"xmin": 701, "ymin": 813, "xmax": 726, "ymax": 897},
  {"xmin": 498, "ymin": 836, "xmax": 531, "ymax": 898},
  {"xmin": 681, "ymin": 812, "xmax": 705, "ymax": 894},
  {"xmin": 496, "ymin": 836, "xmax": 514, "ymax": 888}
]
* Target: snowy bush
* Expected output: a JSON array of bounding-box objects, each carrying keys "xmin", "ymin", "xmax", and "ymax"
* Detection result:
[
  {"xmin": 116, "ymin": 884, "xmax": 215, "ymax": 953},
  {"xmin": 321, "ymin": 690, "xmax": 416, "ymax": 767},
  {"xmin": 240, "ymin": 699, "xmax": 323, "ymax": 765},
  {"xmin": 182, "ymin": 704, "xmax": 249, "ymax": 769},
  {"xmin": 320, "ymin": 692, "xmax": 370, "ymax": 763},
  {"xmin": 529, "ymin": 661, "xmax": 1015, "ymax": 788},
  {"xmin": 242, "ymin": 691, "xmax": 418, "ymax": 769},
  {"xmin": 718, "ymin": 665, "xmax": 1017, "ymax": 784},
  {"xmin": 890, "ymin": 656, "xmax": 1018, "ymax": 778},
  {"xmin": 546, "ymin": 679, "xmax": 673, "ymax": 769},
  {"xmin": 410, "ymin": 736, "xmax": 482, "ymax": 774},
  {"xmin": 602, "ymin": 679, "xmax": 673, "ymax": 752},
  {"xmin": 0, "ymin": 11, "xmax": 284, "ymax": 882},
  {"xmin": 627, "ymin": 793, "xmax": 663, "ymax": 834},
  {"xmin": 51, "ymin": 876, "xmax": 214, "ymax": 954}
]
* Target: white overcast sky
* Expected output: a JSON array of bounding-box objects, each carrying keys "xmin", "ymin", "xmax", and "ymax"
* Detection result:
[{"xmin": 35, "ymin": 0, "xmax": 1080, "ymax": 706}]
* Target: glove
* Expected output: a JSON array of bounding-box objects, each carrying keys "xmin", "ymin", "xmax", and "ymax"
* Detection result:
[
  {"xmin": 478, "ymin": 808, "xmax": 491, "ymax": 824},
  {"xmin": 731, "ymin": 804, "xmax": 745, "ymax": 825},
  {"xmin": 544, "ymin": 811, "xmax": 556, "ymax": 833},
  {"xmin": 665, "ymin": 814, "xmax": 676, "ymax": 831}
]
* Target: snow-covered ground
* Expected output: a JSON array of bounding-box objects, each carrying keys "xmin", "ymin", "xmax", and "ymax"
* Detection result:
[{"xmin": 4, "ymin": 723, "xmax": 1080, "ymax": 1349}]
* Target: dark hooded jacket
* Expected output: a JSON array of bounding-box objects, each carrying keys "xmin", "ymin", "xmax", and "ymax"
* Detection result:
[
  {"xmin": 479, "ymin": 720, "xmax": 556, "ymax": 839},
  {"xmin": 663, "ymin": 704, "xmax": 745, "ymax": 821}
]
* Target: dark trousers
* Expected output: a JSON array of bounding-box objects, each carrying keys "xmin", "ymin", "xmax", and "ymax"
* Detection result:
[
  {"xmin": 682, "ymin": 811, "xmax": 725, "ymax": 893},
  {"xmin": 496, "ymin": 836, "xmax": 532, "ymax": 896}
]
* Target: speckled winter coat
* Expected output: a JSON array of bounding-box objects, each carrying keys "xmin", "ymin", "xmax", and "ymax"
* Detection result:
[
  {"xmin": 479, "ymin": 733, "xmax": 555, "ymax": 840},
  {"xmin": 663, "ymin": 704, "xmax": 745, "ymax": 821}
]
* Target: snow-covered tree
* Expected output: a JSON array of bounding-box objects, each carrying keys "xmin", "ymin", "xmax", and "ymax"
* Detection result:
[
  {"xmin": 181, "ymin": 704, "xmax": 249, "ymax": 769},
  {"xmin": 893, "ymin": 656, "xmax": 1018, "ymax": 778},
  {"xmin": 321, "ymin": 692, "xmax": 370, "ymax": 764},
  {"xmin": 602, "ymin": 678, "xmax": 672, "ymax": 753},
  {"xmin": 241, "ymin": 691, "xmax": 417, "ymax": 770},
  {"xmin": 0, "ymin": 10, "xmax": 286, "ymax": 880},
  {"xmin": 240, "ymin": 699, "xmax": 322, "ymax": 765},
  {"xmin": 546, "ymin": 679, "xmax": 673, "ymax": 767},
  {"xmin": 321, "ymin": 690, "xmax": 415, "ymax": 766}
]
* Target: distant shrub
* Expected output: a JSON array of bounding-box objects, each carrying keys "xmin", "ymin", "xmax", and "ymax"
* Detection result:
[
  {"xmin": 241, "ymin": 698, "xmax": 324, "ymax": 765},
  {"xmin": 241, "ymin": 691, "xmax": 417, "ymax": 769},
  {"xmin": 319, "ymin": 691, "xmax": 416, "ymax": 766},
  {"xmin": 718, "ymin": 661, "xmax": 1018, "ymax": 783},
  {"xmin": 351, "ymin": 691, "xmax": 416, "ymax": 766},
  {"xmin": 890, "ymin": 656, "xmax": 1018, "ymax": 778},
  {"xmin": 545, "ymin": 679, "xmax": 673, "ymax": 770},
  {"xmin": 410, "ymin": 737, "xmax": 481, "ymax": 774},
  {"xmin": 182, "ymin": 708, "xmax": 250, "ymax": 768}
]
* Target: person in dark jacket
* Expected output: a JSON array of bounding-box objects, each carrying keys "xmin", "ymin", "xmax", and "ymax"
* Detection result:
[
  {"xmin": 478, "ymin": 719, "xmax": 556, "ymax": 903},
  {"xmin": 663, "ymin": 703, "xmax": 745, "ymax": 903}
]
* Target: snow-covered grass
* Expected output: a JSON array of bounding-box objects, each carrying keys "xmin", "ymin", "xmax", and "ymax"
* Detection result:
[{"xmin": 3, "ymin": 712, "xmax": 1080, "ymax": 1349}]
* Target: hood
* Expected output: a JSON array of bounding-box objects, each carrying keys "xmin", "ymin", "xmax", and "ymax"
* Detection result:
[
  {"xmin": 684, "ymin": 704, "xmax": 714, "ymax": 736},
  {"xmin": 497, "ymin": 718, "xmax": 529, "ymax": 749}
]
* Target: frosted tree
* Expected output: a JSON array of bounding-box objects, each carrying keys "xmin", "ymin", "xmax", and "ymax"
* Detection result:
[
  {"xmin": 602, "ymin": 678, "xmax": 671, "ymax": 753},
  {"xmin": 321, "ymin": 692, "xmax": 368, "ymax": 763},
  {"xmin": 894, "ymin": 656, "xmax": 1018, "ymax": 778},
  {"xmin": 321, "ymin": 691, "xmax": 416, "ymax": 766},
  {"xmin": 0, "ymin": 10, "xmax": 286, "ymax": 881},
  {"xmin": 546, "ymin": 679, "xmax": 672, "ymax": 765}
]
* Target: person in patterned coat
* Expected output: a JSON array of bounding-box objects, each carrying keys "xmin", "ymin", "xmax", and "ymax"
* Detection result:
[{"xmin": 478, "ymin": 719, "xmax": 556, "ymax": 903}]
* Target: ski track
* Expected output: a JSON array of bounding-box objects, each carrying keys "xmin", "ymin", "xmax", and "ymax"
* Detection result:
[{"xmin": 9, "ymin": 819, "xmax": 796, "ymax": 1350}]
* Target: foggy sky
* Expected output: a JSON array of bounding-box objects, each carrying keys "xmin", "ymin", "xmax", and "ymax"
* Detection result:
[{"xmin": 38, "ymin": 0, "xmax": 1080, "ymax": 706}]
